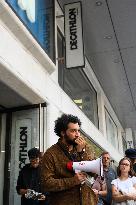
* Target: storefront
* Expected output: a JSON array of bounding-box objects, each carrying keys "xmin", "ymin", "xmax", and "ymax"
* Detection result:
[
  {"xmin": 1, "ymin": 103, "xmax": 46, "ymax": 205},
  {"xmin": 0, "ymin": 1, "xmax": 125, "ymax": 205}
]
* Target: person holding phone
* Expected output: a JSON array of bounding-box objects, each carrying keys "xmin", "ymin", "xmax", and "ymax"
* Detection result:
[
  {"xmin": 16, "ymin": 147, "xmax": 47, "ymax": 205},
  {"xmin": 41, "ymin": 114, "xmax": 97, "ymax": 205}
]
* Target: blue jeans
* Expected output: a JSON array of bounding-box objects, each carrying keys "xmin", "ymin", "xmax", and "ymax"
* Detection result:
[{"xmin": 97, "ymin": 198, "xmax": 104, "ymax": 205}]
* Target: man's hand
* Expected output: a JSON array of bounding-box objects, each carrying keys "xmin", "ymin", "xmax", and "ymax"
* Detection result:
[
  {"xmin": 92, "ymin": 188, "xmax": 99, "ymax": 196},
  {"xmin": 19, "ymin": 189, "xmax": 27, "ymax": 195},
  {"xmin": 38, "ymin": 194, "xmax": 46, "ymax": 200},
  {"xmin": 75, "ymin": 136, "xmax": 86, "ymax": 152}
]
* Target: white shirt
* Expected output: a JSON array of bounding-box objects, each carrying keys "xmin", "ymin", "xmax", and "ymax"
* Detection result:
[{"xmin": 111, "ymin": 176, "xmax": 136, "ymax": 205}]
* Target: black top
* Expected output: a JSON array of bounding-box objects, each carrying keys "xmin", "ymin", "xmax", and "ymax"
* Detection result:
[{"xmin": 16, "ymin": 164, "xmax": 43, "ymax": 205}]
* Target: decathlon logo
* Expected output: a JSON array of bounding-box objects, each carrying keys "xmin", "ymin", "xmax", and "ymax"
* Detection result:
[{"xmin": 17, "ymin": 0, "xmax": 35, "ymax": 23}]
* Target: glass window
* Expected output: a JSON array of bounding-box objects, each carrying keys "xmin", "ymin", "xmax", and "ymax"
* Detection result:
[
  {"xmin": 64, "ymin": 69, "xmax": 98, "ymax": 127},
  {"xmin": 57, "ymin": 29, "xmax": 98, "ymax": 127},
  {"xmin": 83, "ymin": 134, "xmax": 103, "ymax": 159},
  {"xmin": 122, "ymin": 136, "xmax": 127, "ymax": 153},
  {"xmin": 105, "ymin": 108, "xmax": 118, "ymax": 148},
  {"xmin": 3, "ymin": 104, "xmax": 47, "ymax": 205},
  {"xmin": 6, "ymin": 0, "xmax": 55, "ymax": 62},
  {"xmin": 57, "ymin": 28, "xmax": 65, "ymax": 87}
]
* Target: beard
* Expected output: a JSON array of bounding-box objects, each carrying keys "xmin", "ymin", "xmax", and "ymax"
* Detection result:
[
  {"xmin": 31, "ymin": 163, "xmax": 39, "ymax": 168},
  {"xmin": 64, "ymin": 134, "xmax": 77, "ymax": 146}
]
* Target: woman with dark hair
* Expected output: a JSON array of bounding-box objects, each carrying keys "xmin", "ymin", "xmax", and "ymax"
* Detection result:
[{"xmin": 111, "ymin": 157, "xmax": 136, "ymax": 205}]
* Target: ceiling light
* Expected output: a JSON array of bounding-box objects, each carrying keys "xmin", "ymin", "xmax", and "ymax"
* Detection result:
[
  {"xmin": 114, "ymin": 59, "xmax": 120, "ymax": 63},
  {"xmin": 96, "ymin": 1, "xmax": 102, "ymax": 6},
  {"xmin": 104, "ymin": 35, "xmax": 112, "ymax": 39}
]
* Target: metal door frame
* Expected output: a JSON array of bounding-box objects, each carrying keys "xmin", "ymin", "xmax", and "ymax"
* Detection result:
[{"xmin": 1, "ymin": 103, "xmax": 46, "ymax": 205}]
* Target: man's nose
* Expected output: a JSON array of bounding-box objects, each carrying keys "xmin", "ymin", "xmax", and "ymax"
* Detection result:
[{"xmin": 75, "ymin": 130, "xmax": 80, "ymax": 136}]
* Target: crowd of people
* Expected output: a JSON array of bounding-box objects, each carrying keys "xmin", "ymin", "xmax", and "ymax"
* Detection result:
[{"xmin": 16, "ymin": 113, "xmax": 136, "ymax": 205}]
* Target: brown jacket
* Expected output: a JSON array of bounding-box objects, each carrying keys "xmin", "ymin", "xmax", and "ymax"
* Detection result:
[{"xmin": 41, "ymin": 139, "xmax": 97, "ymax": 205}]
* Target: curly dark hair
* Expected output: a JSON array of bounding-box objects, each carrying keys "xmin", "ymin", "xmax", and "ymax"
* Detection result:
[
  {"xmin": 54, "ymin": 114, "xmax": 81, "ymax": 137},
  {"xmin": 117, "ymin": 157, "xmax": 133, "ymax": 177},
  {"xmin": 28, "ymin": 147, "xmax": 40, "ymax": 159}
]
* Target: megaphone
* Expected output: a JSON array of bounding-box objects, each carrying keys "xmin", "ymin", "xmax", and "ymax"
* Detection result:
[{"xmin": 67, "ymin": 157, "xmax": 103, "ymax": 176}]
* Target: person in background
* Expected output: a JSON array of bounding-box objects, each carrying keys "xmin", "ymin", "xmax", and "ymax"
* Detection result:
[
  {"xmin": 41, "ymin": 113, "xmax": 97, "ymax": 205},
  {"xmin": 125, "ymin": 148, "xmax": 136, "ymax": 175},
  {"xmin": 16, "ymin": 147, "xmax": 47, "ymax": 205},
  {"xmin": 111, "ymin": 157, "xmax": 136, "ymax": 204},
  {"xmin": 97, "ymin": 151, "xmax": 117, "ymax": 205},
  {"xmin": 92, "ymin": 175, "xmax": 107, "ymax": 205}
]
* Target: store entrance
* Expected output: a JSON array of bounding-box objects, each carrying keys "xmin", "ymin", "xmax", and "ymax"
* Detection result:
[{"xmin": 1, "ymin": 103, "xmax": 46, "ymax": 205}]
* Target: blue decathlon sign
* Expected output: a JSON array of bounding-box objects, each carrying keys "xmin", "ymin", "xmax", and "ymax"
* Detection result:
[
  {"xmin": 17, "ymin": 0, "xmax": 36, "ymax": 23},
  {"xmin": 6, "ymin": 0, "xmax": 55, "ymax": 62}
]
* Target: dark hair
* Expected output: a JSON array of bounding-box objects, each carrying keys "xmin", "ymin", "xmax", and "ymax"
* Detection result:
[
  {"xmin": 54, "ymin": 114, "xmax": 81, "ymax": 137},
  {"xmin": 28, "ymin": 147, "xmax": 40, "ymax": 159},
  {"xmin": 117, "ymin": 157, "xmax": 133, "ymax": 177},
  {"xmin": 125, "ymin": 148, "xmax": 136, "ymax": 159}
]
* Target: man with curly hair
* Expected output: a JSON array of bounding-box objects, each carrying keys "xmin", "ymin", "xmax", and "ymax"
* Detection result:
[{"xmin": 41, "ymin": 114, "xmax": 97, "ymax": 205}]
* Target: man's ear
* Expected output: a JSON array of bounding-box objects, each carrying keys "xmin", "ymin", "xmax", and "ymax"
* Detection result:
[{"xmin": 61, "ymin": 131, "xmax": 65, "ymax": 137}]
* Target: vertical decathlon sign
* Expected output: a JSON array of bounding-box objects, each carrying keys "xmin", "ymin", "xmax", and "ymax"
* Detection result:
[
  {"xmin": 15, "ymin": 119, "xmax": 32, "ymax": 170},
  {"xmin": 64, "ymin": 2, "xmax": 85, "ymax": 69}
]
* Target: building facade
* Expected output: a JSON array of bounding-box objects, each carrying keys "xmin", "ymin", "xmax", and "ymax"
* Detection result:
[{"xmin": 0, "ymin": 1, "xmax": 132, "ymax": 205}]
